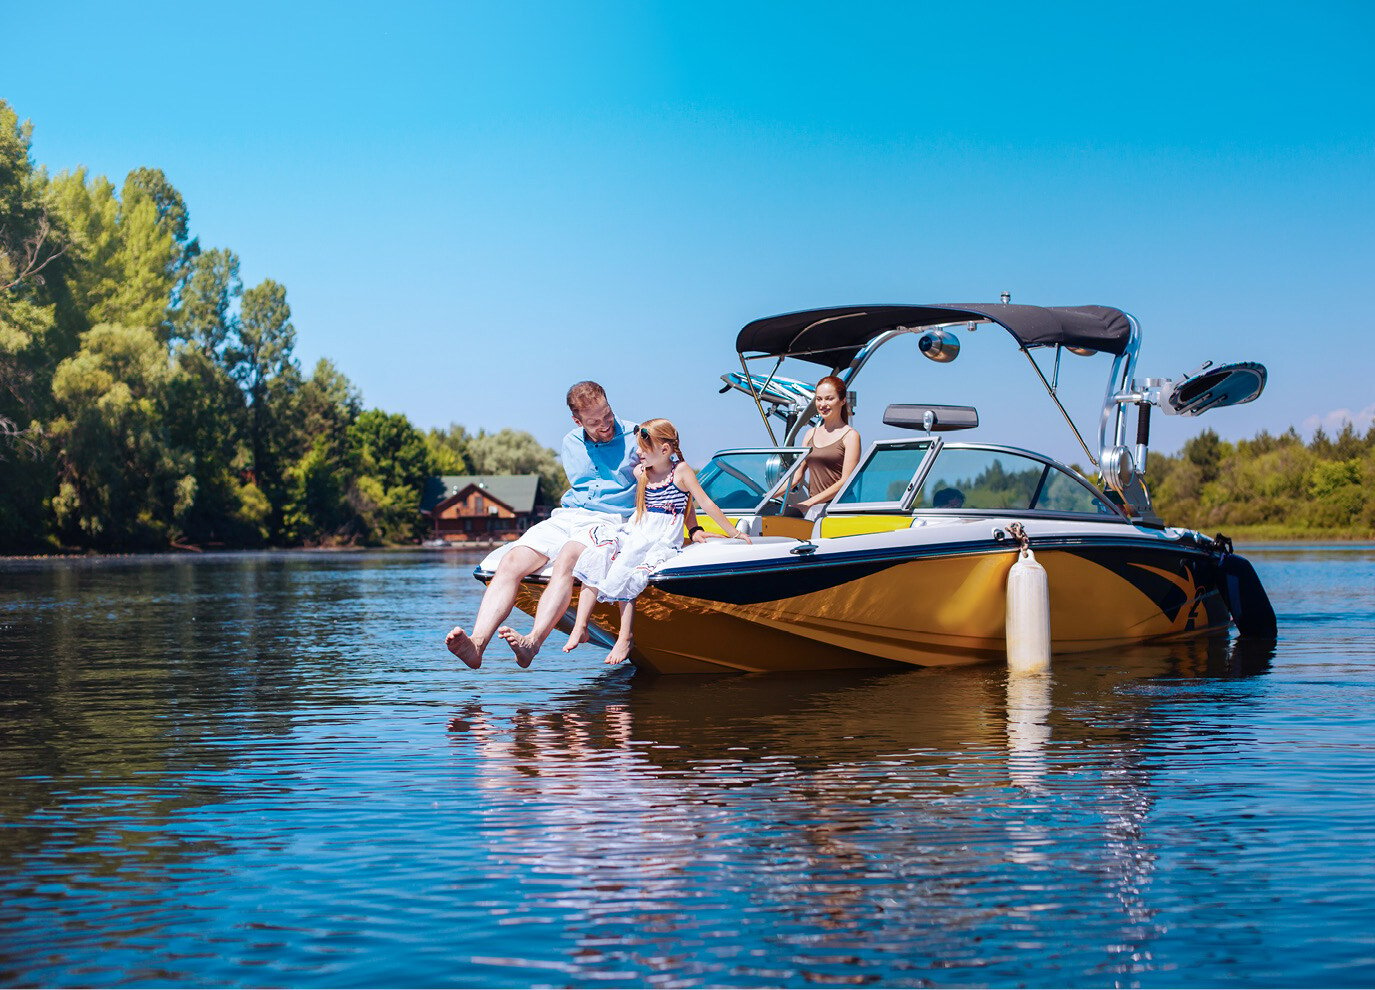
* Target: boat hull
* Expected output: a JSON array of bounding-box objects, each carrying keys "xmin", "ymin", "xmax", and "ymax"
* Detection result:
[{"xmin": 495, "ymin": 530, "xmax": 1232, "ymax": 674}]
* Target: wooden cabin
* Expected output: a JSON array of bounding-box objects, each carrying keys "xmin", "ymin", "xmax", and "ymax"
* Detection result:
[{"xmin": 420, "ymin": 474, "xmax": 547, "ymax": 543}]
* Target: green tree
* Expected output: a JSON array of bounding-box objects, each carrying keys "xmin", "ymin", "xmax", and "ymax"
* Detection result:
[
  {"xmin": 166, "ymin": 249, "xmax": 253, "ymax": 543},
  {"xmin": 424, "ymin": 424, "xmax": 471, "ymax": 474},
  {"xmin": 48, "ymin": 323, "xmax": 192, "ymax": 549},
  {"xmin": 347, "ymin": 409, "xmax": 433, "ymax": 543},
  {"xmin": 0, "ymin": 100, "xmax": 65, "ymax": 551},
  {"xmin": 279, "ymin": 359, "xmax": 362, "ymax": 544},
  {"xmin": 233, "ymin": 278, "xmax": 297, "ymax": 530}
]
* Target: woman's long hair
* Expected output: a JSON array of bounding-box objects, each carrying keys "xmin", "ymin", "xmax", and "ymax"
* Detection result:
[
  {"xmin": 634, "ymin": 418, "xmax": 685, "ymax": 521},
  {"xmin": 815, "ymin": 376, "xmax": 850, "ymax": 424}
]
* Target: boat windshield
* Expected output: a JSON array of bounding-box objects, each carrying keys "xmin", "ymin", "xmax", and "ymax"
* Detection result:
[
  {"xmin": 696, "ymin": 448, "xmax": 808, "ymax": 513},
  {"xmin": 916, "ymin": 445, "xmax": 1116, "ymax": 515},
  {"xmin": 831, "ymin": 439, "xmax": 937, "ymax": 510}
]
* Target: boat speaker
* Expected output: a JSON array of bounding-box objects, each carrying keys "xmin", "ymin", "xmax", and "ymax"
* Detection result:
[{"xmin": 917, "ymin": 329, "xmax": 960, "ymax": 363}]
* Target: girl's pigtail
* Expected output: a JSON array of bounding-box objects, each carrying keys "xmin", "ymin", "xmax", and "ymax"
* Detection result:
[{"xmin": 634, "ymin": 464, "xmax": 648, "ymax": 522}]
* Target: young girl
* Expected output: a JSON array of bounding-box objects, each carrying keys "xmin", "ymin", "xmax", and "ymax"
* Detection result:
[{"xmin": 563, "ymin": 418, "xmax": 750, "ymax": 665}]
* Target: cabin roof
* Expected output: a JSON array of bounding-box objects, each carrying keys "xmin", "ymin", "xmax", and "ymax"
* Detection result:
[{"xmin": 420, "ymin": 474, "xmax": 541, "ymax": 514}]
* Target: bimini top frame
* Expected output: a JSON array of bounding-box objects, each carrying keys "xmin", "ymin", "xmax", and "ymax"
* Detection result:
[
  {"xmin": 734, "ymin": 303, "xmax": 1140, "ymax": 466},
  {"xmin": 735, "ymin": 304, "xmax": 1134, "ymax": 366}
]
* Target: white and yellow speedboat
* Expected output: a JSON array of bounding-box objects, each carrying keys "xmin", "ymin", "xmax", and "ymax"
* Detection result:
[{"xmin": 479, "ymin": 302, "xmax": 1276, "ymax": 674}]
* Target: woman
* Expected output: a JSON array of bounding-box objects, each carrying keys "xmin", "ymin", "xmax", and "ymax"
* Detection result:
[{"xmin": 794, "ymin": 376, "xmax": 862, "ymax": 519}]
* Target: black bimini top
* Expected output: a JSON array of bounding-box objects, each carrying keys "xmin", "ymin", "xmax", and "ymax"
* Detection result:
[{"xmin": 735, "ymin": 303, "xmax": 1133, "ymax": 367}]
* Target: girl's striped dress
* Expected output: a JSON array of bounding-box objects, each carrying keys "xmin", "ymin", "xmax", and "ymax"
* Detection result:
[{"xmin": 573, "ymin": 473, "xmax": 690, "ymax": 602}]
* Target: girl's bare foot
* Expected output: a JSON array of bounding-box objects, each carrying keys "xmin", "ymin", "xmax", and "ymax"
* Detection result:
[
  {"xmin": 605, "ymin": 640, "xmax": 632, "ymax": 665},
  {"xmin": 562, "ymin": 627, "xmax": 591, "ymax": 653},
  {"xmin": 445, "ymin": 627, "xmax": 482, "ymax": 669},
  {"xmin": 497, "ymin": 626, "xmax": 539, "ymax": 668}
]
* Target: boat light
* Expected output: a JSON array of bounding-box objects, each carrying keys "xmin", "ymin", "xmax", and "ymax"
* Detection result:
[
  {"xmin": 1066, "ymin": 345, "xmax": 1097, "ymax": 356},
  {"xmin": 917, "ymin": 329, "xmax": 960, "ymax": 363}
]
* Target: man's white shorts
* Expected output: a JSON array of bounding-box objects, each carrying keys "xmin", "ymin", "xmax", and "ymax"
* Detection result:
[{"xmin": 510, "ymin": 506, "xmax": 626, "ymax": 561}]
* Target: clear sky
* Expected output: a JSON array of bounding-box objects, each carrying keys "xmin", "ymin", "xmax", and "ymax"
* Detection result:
[{"xmin": 5, "ymin": 1, "xmax": 1373, "ymax": 467}]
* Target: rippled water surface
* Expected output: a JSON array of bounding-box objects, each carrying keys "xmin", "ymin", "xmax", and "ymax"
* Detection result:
[{"xmin": 2, "ymin": 545, "xmax": 1373, "ymax": 987}]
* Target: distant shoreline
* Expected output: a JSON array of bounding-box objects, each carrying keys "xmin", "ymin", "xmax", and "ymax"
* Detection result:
[{"xmin": 0, "ymin": 544, "xmax": 500, "ymax": 563}]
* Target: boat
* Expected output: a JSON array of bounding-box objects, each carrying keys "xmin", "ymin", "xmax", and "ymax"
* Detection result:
[{"xmin": 477, "ymin": 302, "xmax": 1277, "ymax": 674}]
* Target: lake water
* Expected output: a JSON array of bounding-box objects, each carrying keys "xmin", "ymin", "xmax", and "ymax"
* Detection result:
[{"xmin": 1, "ymin": 545, "xmax": 1373, "ymax": 988}]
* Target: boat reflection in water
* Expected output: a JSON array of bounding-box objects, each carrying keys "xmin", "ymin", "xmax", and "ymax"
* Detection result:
[{"xmin": 446, "ymin": 636, "xmax": 1273, "ymax": 983}]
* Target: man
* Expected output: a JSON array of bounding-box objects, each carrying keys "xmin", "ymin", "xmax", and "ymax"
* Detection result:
[
  {"xmin": 445, "ymin": 381, "xmax": 639, "ymax": 668},
  {"xmin": 932, "ymin": 487, "xmax": 965, "ymax": 509}
]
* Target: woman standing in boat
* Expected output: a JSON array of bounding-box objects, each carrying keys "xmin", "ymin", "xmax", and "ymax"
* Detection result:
[{"xmin": 794, "ymin": 376, "xmax": 862, "ymax": 519}]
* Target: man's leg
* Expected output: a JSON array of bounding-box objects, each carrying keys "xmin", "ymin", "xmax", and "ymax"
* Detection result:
[
  {"xmin": 497, "ymin": 540, "xmax": 586, "ymax": 668},
  {"xmin": 446, "ymin": 545, "xmax": 548, "ymax": 668}
]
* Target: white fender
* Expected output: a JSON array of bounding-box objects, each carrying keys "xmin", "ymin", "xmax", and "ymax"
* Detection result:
[{"xmin": 1006, "ymin": 547, "xmax": 1051, "ymax": 674}]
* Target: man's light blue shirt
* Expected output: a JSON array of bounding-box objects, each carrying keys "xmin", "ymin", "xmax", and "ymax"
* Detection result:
[{"xmin": 559, "ymin": 417, "xmax": 639, "ymax": 515}]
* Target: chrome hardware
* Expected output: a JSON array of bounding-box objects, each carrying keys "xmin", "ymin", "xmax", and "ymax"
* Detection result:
[
  {"xmin": 1101, "ymin": 445, "xmax": 1135, "ymax": 494},
  {"xmin": 917, "ymin": 328, "xmax": 960, "ymax": 363}
]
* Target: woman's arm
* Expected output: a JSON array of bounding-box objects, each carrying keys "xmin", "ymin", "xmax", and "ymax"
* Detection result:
[
  {"xmin": 798, "ymin": 429, "xmax": 863, "ymax": 506},
  {"xmin": 676, "ymin": 464, "xmax": 751, "ymax": 542}
]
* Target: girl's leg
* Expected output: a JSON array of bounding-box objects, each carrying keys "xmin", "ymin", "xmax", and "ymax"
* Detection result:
[
  {"xmin": 563, "ymin": 585, "xmax": 598, "ymax": 652},
  {"xmin": 606, "ymin": 600, "xmax": 635, "ymax": 665}
]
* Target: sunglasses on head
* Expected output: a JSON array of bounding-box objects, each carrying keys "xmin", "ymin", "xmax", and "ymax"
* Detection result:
[{"xmin": 638, "ymin": 427, "xmax": 651, "ymax": 439}]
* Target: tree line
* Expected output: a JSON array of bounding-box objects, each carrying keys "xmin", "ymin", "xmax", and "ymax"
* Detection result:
[
  {"xmin": 1, "ymin": 100, "xmax": 566, "ymax": 554},
  {"xmin": 1145, "ymin": 422, "xmax": 1375, "ymax": 539}
]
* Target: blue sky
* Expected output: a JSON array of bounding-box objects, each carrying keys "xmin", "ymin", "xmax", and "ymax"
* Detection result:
[{"xmin": 5, "ymin": 1, "xmax": 1373, "ymax": 466}]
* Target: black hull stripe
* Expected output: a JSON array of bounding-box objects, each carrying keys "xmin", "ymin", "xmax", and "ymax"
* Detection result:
[{"xmin": 650, "ymin": 537, "xmax": 1215, "ymax": 607}]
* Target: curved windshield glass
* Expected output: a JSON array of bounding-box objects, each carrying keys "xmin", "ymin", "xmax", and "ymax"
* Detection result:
[
  {"xmin": 916, "ymin": 446, "xmax": 1113, "ymax": 515},
  {"xmin": 696, "ymin": 450, "xmax": 807, "ymax": 512}
]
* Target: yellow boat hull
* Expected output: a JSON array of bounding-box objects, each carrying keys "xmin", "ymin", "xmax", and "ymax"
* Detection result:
[{"xmin": 504, "ymin": 541, "xmax": 1232, "ymax": 674}]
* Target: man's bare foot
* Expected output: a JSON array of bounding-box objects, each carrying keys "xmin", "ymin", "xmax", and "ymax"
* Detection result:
[
  {"xmin": 562, "ymin": 626, "xmax": 591, "ymax": 653},
  {"xmin": 605, "ymin": 640, "xmax": 632, "ymax": 665},
  {"xmin": 445, "ymin": 626, "xmax": 482, "ymax": 669},
  {"xmin": 497, "ymin": 626, "xmax": 539, "ymax": 668}
]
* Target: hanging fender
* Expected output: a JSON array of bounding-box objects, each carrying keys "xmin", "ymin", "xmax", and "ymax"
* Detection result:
[{"xmin": 1210, "ymin": 534, "xmax": 1277, "ymax": 639}]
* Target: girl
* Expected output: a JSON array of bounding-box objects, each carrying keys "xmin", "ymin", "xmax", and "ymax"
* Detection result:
[
  {"xmin": 793, "ymin": 375, "xmax": 862, "ymax": 519},
  {"xmin": 563, "ymin": 418, "xmax": 750, "ymax": 665}
]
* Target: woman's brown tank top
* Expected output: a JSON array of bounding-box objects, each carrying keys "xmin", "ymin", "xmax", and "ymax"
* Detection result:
[{"xmin": 806, "ymin": 429, "xmax": 850, "ymax": 495}]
